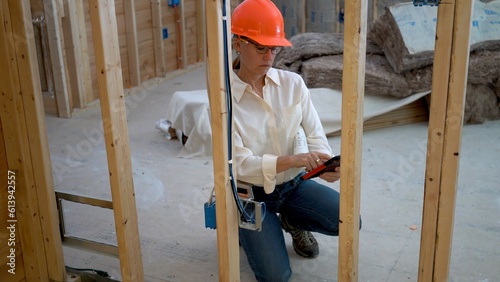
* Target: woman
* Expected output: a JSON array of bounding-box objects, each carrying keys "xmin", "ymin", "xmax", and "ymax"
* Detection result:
[{"xmin": 231, "ymin": 0, "xmax": 357, "ymax": 281}]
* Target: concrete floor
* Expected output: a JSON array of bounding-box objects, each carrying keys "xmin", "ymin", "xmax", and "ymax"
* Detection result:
[{"xmin": 46, "ymin": 65, "xmax": 500, "ymax": 282}]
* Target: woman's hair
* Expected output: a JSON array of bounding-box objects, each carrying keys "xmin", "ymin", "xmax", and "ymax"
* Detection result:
[{"xmin": 232, "ymin": 57, "xmax": 240, "ymax": 70}]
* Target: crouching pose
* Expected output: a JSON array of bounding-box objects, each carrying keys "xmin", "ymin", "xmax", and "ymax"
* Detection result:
[{"xmin": 230, "ymin": 1, "xmax": 362, "ymax": 281}]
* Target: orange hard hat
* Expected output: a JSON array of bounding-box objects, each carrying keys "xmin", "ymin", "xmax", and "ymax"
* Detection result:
[{"xmin": 231, "ymin": 0, "xmax": 292, "ymax": 47}]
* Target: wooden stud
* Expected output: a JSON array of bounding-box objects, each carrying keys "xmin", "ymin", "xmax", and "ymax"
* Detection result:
[
  {"xmin": 40, "ymin": 18, "xmax": 55, "ymax": 95},
  {"xmin": 123, "ymin": 0, "xmax": 141, "ymax": 86},
  {"xmin": 74, "ymin": 0, "xmax": 93, "ymax": 106},
  {"xmin": 179, "ymin": 1, "xmax": 187, "ymax": 69},
  {"xmin": 0, "ymin": 4, "xmax": 45, "ymax": 281},
  {"xmin": 418, "ymin": 2, "xmax": 456, "ymax": 280},
  {"xmin": 338, "ymin": 0, "xmax": 368, "ymax": 281},
  {"xmin": 62, "ymin": 0, "xmax": 85, "ymax": 108},
  {"xmin": 196, "ymin": 0, "xmax": 206, "ymax": 62},
  {"xmin": 336, "ymin": 0, "xmax": 341, "ymax": 33},
  {"xmin": 88, "ymin": 1, "xmax": 144, "ymax": 281},
  {"xmin": 418, "ymin": 0, "xmax": 473, "ymax": 281},
  {"xmin": 43, "ymin": 0, "xmax": 71, "ymax": 118},
  {"xmin": 8, "ymin": 0, "xmax": 67, "ymax": 278},
  {"xmin": 205, "ymin": 0, "xmax": 240, "ymax": 281},
  {"xmin": 1, "ymin": 0, "xmax": 66, "ymax": 280},
  {"xmin": 151, "ymin": 0, "xmax": 165, "ymax": 77},
  {"xmin": 299, "ymin": 0, "xmax": 306, "ymax": 33},
  {"xmin": 373, "ymin": 0, "xmax": 378, "ymax": 22}
]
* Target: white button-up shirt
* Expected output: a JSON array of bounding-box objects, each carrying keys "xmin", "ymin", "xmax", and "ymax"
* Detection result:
[{"xmin": 232, "ymin": 68, "xmax": 332, "ymax": 194}]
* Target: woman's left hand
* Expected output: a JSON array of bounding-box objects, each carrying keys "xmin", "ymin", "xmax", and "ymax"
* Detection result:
[{"xmin": 319, "ymin": 167, "xmax": 340, "ymax": 183}]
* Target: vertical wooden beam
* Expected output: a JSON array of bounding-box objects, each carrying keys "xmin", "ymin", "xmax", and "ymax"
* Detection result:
[
  {"xmin": 151, "ymin": 0, "xmax": 165, "ymax": 77},
  {"xmin": 43, "ymin": 0, "xmax": 71, "ymax": 117},
  {"xmin": 418, "ymin": 0, "xmax": 473, "ymax": 281},
  {"xmin": 0, "ymin": 4, "xmax": 46, "ymax": 281},
  {"xmin": 338, "ymin": 0, "xmax": 368, "ymax": 280},
  {"xmin": 1, "ymin": 0, "xmax": 66, "ymax": 280},
  {"xmin": 196, "ymin": 0, "xmax": 206, "ymax": 62},
  {"xmin": 123, "ymin": 0, "xmax": 141, "ymax": 86},
  {"xmin": 179, "ymin": 1, "xmax": 188, "ymax": 69},
  {"xmin": 74, "ymin": 0, "xmax": 94, "ymax": 106},
  {"xmin": 205, "ymin": 0, "xmax": 240, "ymax": 281},
  {"xmin": 88, "ymin": 1, "xmax": 144, "ymax": 281},
  {"xmin": 298, "ymin": 0, "xmax": 306, "ymax": 33},
  {"xmin": 8, "ymin": 0, "xmax": 67, "ymax": 279},
  {"xmin": 62, "ymin": 0, "xmax": 92, "ymax": 108},
  {"xmin": 336, "ymin": 0, "xmax": 341, "ymax": 33}
]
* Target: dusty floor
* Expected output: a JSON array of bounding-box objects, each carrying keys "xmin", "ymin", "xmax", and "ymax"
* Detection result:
[{"xmin": 45, "ymin": 65, "xmax": 500, "ymax": 282}]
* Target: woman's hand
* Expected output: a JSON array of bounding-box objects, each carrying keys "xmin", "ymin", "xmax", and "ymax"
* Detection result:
[
  {"xmin": 318, "ymin": 167, "xmax": 340, "ymax": 183},
  {"xmin": 293, "ymin": 151, "xmax": 332, "ymax": 172}
]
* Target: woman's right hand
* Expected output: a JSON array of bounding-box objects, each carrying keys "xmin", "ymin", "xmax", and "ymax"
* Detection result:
[{"xmin": 293, "ymin": 151, "xmax": 332, "ymax": 172}]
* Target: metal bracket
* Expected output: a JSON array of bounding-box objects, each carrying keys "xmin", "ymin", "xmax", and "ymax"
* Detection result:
[
  {"xmin": 55, "ymin": 191, "xmax": 118, "ymax": 257},
  {"xmin": 236, "ymin": 184, "xmax": 264, "ymax": 231},
  {"xmin": 238, "ymin": 198, "xmax": 264, "ymax": 232}
]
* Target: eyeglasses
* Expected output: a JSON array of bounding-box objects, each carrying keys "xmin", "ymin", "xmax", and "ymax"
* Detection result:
[{"xmin": 238, "ymin": 37, "xmax": 282, "ymax": 55}]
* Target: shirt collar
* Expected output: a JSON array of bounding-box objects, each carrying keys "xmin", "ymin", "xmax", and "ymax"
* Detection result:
[{"xmin": 232, "ymin": 68, "xmax": 281, "ymax": 102}]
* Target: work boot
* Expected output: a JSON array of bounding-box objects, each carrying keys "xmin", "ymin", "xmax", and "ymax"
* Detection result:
[{"xmin": 280, "ymin": 215, "xmax": 319, "ymax": 258}]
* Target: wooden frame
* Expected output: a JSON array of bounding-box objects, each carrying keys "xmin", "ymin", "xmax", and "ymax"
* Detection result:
[
  {"xmin": 123, "ymin": 0, "xmax": 141, "ymax": 87},
  {"xmin": 418, "ymin": 0, "xmax": 473, "ymax": 281},
  {"xmin": 0, "ymin": 0, "xmax": 65, "ymax": 280},
  {"xmin": 0, "ymin": 0, "xmax": 475, "ymax": 280},
  {"xmin": 43, "ymin": 0, "xmax": 71, "ymax": 118},
  {"xmin": 61, "ymin": 0, "xmax": 92, "ymax": 109},
  {"xmin": 205, "ymin": 0, "xmax": 240, "ymax": 281},
  {"xmin": 338, "ymin": 0, "xmax": 368, "ymax": 280},
  {"xmin": 151, "ymin": 0, "xmax": 166, "ymax": 77},
  {"xmin": 88, "ymin": 0, "xmax": 144, "ymax": 281},
  {"xmin": 205, "ymin": 0, "xmax": 473, "ymax": 281}
]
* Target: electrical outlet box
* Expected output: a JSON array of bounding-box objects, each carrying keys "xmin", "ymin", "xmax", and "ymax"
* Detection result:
[
  {"xmin": 204, "ymin": 199, "xmax": 216, "ymax": 229},
  {"xmin": 168, "ymin": 0, "xmax": 180, "ymax": 7},
  {"xmin": 162, "ymin": 28, "xmax": 168, "ymax": 39}
]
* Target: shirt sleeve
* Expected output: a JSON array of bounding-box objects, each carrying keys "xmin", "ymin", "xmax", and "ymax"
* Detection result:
[{"xmin": 233, "ymin": 130, "xmax": 278, "ymax": 194}]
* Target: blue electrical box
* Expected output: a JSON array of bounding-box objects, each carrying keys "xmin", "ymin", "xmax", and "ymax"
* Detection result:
[
  {"xmin": 204, "ymin": 197, "xmax": 216, "ymax": 229},
  {"xmin": 168, "ymin": 0, "xmax": 180, "ymax": 7},
  {"xmin": 162, "ymin": 28, "xmax": 168, "ymax": 39}
]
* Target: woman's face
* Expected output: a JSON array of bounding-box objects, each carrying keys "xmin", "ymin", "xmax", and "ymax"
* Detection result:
[{"xmin": 234, "ymin": 37, "xmax": 281, "ymax": 76}]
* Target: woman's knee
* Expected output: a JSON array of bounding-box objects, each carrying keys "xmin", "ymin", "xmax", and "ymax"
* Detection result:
[{"xmin": 256, "ymin": 268, "xmax": 291, "ymax": 282}]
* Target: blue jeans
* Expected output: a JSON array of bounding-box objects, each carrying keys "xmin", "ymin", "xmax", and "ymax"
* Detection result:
[{"xmin": 239, "ymin": 173, "xmax": 357, "ymax": 282}]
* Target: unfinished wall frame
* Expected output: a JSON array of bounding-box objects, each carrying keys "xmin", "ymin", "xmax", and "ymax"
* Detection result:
[
  {"xmin": 0, "ymin": 0, "xmax": 475, "ymax": 280},
  {"xmin": 1, "ymin": 0, "xmax": 145, "ymax": 281},
  {"xmin": 205, "ymin": 0, "xmax": 473, "ymax": 281}
]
